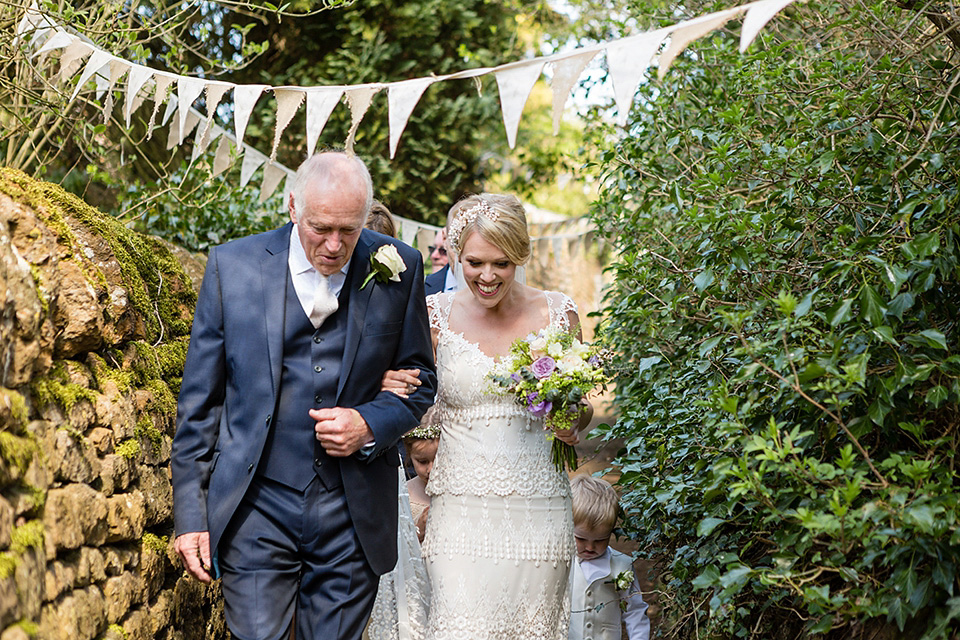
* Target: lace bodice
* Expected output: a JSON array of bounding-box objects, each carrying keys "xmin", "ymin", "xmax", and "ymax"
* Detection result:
[{"xmin": 425, "ymin": 291, "xmax": 578, "ymax": 499}]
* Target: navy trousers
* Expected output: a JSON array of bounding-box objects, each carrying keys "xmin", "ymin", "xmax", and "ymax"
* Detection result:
[{"xmin": 217, "ymin": 475, "xmax": 379, "ymax": 640}]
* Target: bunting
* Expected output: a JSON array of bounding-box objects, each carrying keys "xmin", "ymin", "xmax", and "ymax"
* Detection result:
[{"xmin": 14, "ymin": 0, "xmax": 801, "ymax": 246}]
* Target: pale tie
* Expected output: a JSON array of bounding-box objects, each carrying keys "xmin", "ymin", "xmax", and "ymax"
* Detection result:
[{"xmin": 309, "ymin": 273, "xmax": 339, "ymax": 329}]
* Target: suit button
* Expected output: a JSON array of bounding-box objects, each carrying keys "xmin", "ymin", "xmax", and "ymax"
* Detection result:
[
  {"xmin": 265, "ymin": 414, "xmax": 271, "ymax": 428},
  {"xmin": 247, "ymin": 464, "xmax": 253, "ymax": 472},
  {"xmin": 314, "ymin": 458, "xmax": 322, "ymax": 466},
  {"xmin": 315, "ymin": 394, "xmax": 322, "ymax": 404},
  {"xmin": 314, "ymin": 365, "xmax": 323, "ymax": 373},
  {"xmin": 313, "ymin": 335, "xmax": 323, "ymax": 343}
]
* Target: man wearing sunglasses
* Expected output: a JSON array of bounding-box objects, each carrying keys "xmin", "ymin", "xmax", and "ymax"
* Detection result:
[{"xmin": 424, "ymin": 228, "xmax": 458, "ymax": 295}]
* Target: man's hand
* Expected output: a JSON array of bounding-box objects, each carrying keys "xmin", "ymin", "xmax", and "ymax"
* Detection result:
[
  {"xmin": 311, "ymin": 407, "xmax": 374, "ymax": 457},
  {"xmin": 174, "ymin": 531, "xmax": 212, "ymax": 584}
]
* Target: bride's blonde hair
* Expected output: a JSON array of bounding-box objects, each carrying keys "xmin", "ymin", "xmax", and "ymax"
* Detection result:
[{"xmin": 447, "ymin": 193, "xmax": 530, "ymax": 266}]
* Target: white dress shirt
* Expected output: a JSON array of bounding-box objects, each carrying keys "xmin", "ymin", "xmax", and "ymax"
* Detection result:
[
  {"xmin": 288, "ymin": 224, "xmax": 348, "ymax": 318},
  {"xmin": 443, "ymin": 265, "xmax": 459, "ymax": 292}
]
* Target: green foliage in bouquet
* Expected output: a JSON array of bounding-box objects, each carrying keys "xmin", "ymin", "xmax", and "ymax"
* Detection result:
[{"xmin": 584, "ymin": 0, "xmax": 960, "ymax": 637}]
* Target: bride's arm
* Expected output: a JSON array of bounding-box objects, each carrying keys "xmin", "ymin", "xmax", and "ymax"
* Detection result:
[{"xmin": 382, "ymin": 296, "xmax": 441, "ymax": 397}]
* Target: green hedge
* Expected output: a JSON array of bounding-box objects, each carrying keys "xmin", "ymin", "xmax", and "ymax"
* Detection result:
[{"xmin": 589, "ymin": 0, "xmax": 960, "ymax": 637}]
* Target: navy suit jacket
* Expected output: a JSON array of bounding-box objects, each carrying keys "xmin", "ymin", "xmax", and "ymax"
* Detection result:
[
  {"xmin": 424, "ymin": 264, "xmax": 449, "ymax": 296},
  {"xmin": 171, "ymin": 224, "xmax": 437, "ymax": 575}
]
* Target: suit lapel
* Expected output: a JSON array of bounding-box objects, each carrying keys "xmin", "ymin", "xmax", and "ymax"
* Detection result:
[
  {"xmin": 261, "ymin": 224, "xmax": 293, "ymax": 400},
  {"xmin": 337, "ymin": 231, "xmax": 376, "ymax": 401}
]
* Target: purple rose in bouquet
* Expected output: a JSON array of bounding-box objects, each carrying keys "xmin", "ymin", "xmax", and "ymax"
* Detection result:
[
  {"xmin": 530, "ymin": 356, "xmax": 557, "ymax": 379},
  {"xmin": 526, "ymin": 392, "xmax": 553, "ymax": 417}
]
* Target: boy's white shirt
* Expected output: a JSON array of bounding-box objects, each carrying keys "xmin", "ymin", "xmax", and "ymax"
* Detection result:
[{"xmin": 572, "ymin": 548, "xmax": 650, "ymax": 640}]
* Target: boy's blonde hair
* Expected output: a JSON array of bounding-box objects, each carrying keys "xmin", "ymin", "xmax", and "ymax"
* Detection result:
[{"xmin": 570, "ymin": 474, "xmax": 618, "ymax": 532}]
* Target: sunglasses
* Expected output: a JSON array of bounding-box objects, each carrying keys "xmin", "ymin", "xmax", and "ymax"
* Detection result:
[{"xmin": 428, "ymin": 245, "xmax": 448, "ymax": 256}]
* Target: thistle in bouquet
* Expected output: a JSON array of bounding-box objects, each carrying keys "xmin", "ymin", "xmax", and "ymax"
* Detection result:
[{"xmin": 489, "ymin": 326, "xmax": 609, "ymax": 472}]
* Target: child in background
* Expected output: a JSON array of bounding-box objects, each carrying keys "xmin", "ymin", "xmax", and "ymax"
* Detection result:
[
  {"xmin": 403, "ymin": 405, "xmax": 440, "ymax": 543},
  {"xmin": 569, "ymin": 474, "xmax": 650, "ymax": 640}
]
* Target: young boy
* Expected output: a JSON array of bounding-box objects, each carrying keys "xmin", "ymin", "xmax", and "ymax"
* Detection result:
[{"xmin": 569, "ymin": 474, "xmax": 650, "ymax": 640}]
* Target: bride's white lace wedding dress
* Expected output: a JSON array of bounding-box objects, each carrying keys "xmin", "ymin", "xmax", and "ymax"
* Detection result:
[{"xmin": 421, "ymin": 291, "xmax": 576, "ymax": 640}]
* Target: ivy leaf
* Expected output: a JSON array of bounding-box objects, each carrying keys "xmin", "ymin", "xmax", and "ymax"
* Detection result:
[
  {"xmin": 694, "ymin": 269, "xmax": 715, "ymax": 292},
  {"xmin": 925, "ymin": 385, "xmax": 948, "ymax": 408},
  {"xmin": 826, "ymin": 298, "xmax": 854, "ymax": 327},
  {"xmin": 859, "ymin": 284, "xmax": 886, "ymax": 327},
  {"xmin": 697, "ymin": 517, "xmax": 726, "ymax": 536}
]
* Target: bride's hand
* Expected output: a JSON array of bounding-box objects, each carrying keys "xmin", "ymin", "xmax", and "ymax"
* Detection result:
[
  {"xmin": 553, "ymin": 425, "xmax": 581, "ymax": 446},
  {"xmin": 381, "ymin": 368, "xmax": 421, "ymax": 398},
  {"xmin": 552, "ymin": 399, "xmax": 594, "ymax": 445}
]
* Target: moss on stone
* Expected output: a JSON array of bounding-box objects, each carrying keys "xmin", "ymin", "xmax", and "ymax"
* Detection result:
[
  {"xmin": 87, "ymin": 353, "xmax": 135, "ymax": 394},
  {"xmin": 1, "ymin": 388, "xmax": 29, "ymax": 434},
  {"xmin": 0, "ymin": 167, "xmax": 197, "ymax": 344},
  {"xmin": 0, "ymin": 553, "xmax": 16, "ymax": 578},
  {"xmin": 115, "ymin": 438, "xmax": 140, "ymax": 460},
  {"xmin": 29, "ymin": 361, "xmax": 97, "ymax": 413},
  {"xmin": 106, "ymin": 623, "xmax": 129, "ymax": 640},
  {"xmin": 14, "ymin": 620, "xmax": 39, "ymax": 636},
  {"xmin": 145, "ymin": 379, "xmax": 177, "ymax": 418},
  {"xmin": 10, "ymin": 519, "xmax": 44, "ymax": 554},
  {"xmin": 0, "ymin": 432, "xmax": 38, "ymax": 475},
  {"xmin": 142, "ymin": 532, "xmax": 168, "ymax": 555},
  {"xmin": 154, "ymin": 337, "xmax": 190, "ymax": 379},
  {"xmin": 135, "ymin": 415, "xmax": 164, "ymax": 455}
]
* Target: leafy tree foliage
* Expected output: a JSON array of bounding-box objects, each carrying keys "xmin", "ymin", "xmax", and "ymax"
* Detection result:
[{"xmin": 586, "ymin": 0, "xmax": 960, "ymax": 637}]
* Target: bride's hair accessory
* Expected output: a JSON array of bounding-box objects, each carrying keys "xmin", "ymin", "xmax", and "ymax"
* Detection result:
[{"xmin": 448, "ymin": 198, "xmax": 500, "ymax": 253}]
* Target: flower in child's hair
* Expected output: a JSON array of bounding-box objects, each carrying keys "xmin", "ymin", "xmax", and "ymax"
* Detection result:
[
  {"xmin": 361, "ymin": 244, "xmax": 407, "ymax": 290},
  {"xmin": 614, "ymin": 570, "xmax": 635, "ymax": 591},
  {"xmin": 531, "ymin": 356, "xmax": 557, "ymax": 379}
]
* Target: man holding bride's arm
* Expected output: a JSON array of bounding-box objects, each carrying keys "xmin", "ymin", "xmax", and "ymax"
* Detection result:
[{"xmin": 171, "ymin": 151, "xmax": 436, "ymax": 640}]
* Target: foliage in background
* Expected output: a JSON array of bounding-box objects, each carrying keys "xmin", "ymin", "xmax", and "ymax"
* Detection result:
[{"xmin": 586, "ymin": 0, "xmax": 960, "ymax": 637}]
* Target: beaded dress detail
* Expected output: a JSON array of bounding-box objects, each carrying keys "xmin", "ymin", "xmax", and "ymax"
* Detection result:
[{"xmin": 422, "ymin": 290, "xmax": 576, "ymax": 640}]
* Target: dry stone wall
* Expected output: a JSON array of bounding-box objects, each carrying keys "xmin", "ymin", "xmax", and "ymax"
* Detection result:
[{"xmin": 0, "ymin": 168, "xmax": 225, "ymax": 640}]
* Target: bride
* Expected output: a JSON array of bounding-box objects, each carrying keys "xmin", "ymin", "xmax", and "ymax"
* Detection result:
[{"xmin": 384, "ymin": 193, "xmax": 593, "ymax": 640}]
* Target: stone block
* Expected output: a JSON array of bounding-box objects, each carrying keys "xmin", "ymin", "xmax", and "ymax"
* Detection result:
[
  {"xmin": 106, "ymin": 491, "xmax": 146, "ymax": 543},
  {"xmin": 139, "ymin": 464, "xmax": 172, "ymax": 526},
  {"xmin": 122, "ymin": 607, "xmax": 153, "ymax": 640},
  {"xmin": 37, "ymin": 585, "xmax": 106, "ymax": 640},
  {"xmin": 103, "ymin": 571, "xmax": 141, "ymax": 624},
  {"xmin": 13, "ymin": 546, "xmax": 43, "ymax": 620},
  {"xmin": 0, "ymin": 625, "xmax": 30, "ymax": 640},
  {"xmin": 0, "ymin": 496, "xmax": 12, "ymax": 549},
  {"xmin": 88, "ymin": 426, "xmax": 114, "ymax": 454},
  {"xmin": 147, "ymin": 590, "xmax": 174, "ymax": 637},
  {"xmin": 50, "ymin": 428, "xmax": 100, "ymax": 484},
  {"xmin": 103, "ymin": 546, "xmax": 137, "ymax": 577},
  {"xmin": 0, "ymin": 575, "xmax": 17, "ymax": 629},
  {"xmin": 140, "ymin": 543, "xmax": 168, "ymax": 602},
  {"xmin": 53, "ymin": 259, "xmax": 104, "ymax": 359},
  {"xmin": 95, "ymin": 392, "xmax": 136, "ymax": 440},
  {"xmin": 43, "ymin": 485, "xmax": 107, "ymax": 555},
  {"xmin": 79, "ymin": 546, "xmax": 107, "ymax": 584},
  {"xmin": 100, "ymin": 454, "xmax": 137, "ymax": 497},
  {"xmin": 45, "ymin": 556, "xmax": 76, "ymax": 601}
]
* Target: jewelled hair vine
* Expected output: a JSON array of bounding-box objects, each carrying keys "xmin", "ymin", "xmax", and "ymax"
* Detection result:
[{"xmin": 447, "ymin": 199, "xmax": 500, "ymax": 253}]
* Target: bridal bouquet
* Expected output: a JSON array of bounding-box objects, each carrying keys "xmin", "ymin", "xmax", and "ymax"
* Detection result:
[{"xmin": 488, "ymin": 327, "xmax": 608, "ymax": 472}]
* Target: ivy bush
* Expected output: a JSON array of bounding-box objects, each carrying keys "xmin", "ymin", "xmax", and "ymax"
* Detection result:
[{"xmin": 588, "ymin": 0, "xmax": 960, "ymax": 637}]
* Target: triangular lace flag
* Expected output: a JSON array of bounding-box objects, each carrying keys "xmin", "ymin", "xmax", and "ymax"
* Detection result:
[
  {"xmin": 260, "ymin": 162, "xmax": 289, "ymax": 202},
  {"xmin": 146, "ymin": 72, "xmax": 176, "ymax": 138},
  {"xmin": 344, "ymin": 86, "xmax": 381, "ymax": 154},
  {"xmin": 177, "ymin": 77, "xmax": 207, "ymax": 145},
  {"xmin": 70, "ymin": 48, "xmax": 112, "ymax": 102},
  {"xmin": 494, "ymin": 59, "xmax": 545, "ymax": 148},
  {"xmin": 124, "ymin": 64, "xmax": 153, "ymax": 127},
  {"xmin": 741, "ymin": 0, "xmax": 798, "ymax": 52},
  {"xmin": 192, "ymin": 123, "xmax": 223, "ymax": 161},
  {"xmin": 167, "ymin": 110, "xmax": 200, "ymax": 150},
  {"xmin": 212, "ymin": 135, "xmax": 236, "ymax": 177},
  {"xmin": 658, "ymin": 8, "xmax": 744, "ymax": 79},
  {"xmin": 271, "ymin": 88, "xmax": 305, "ymax": 160},
  {"xmin": 388, "ymin": 78, "xmax": 434, "ymax": 158},
  {"xmin": 606, "ymin": 29, "xmax": 669, "ymax": 127},
  {"xmin": 548, "ymin": 50, "xmax": 597, "ymax": 134},
  {"xmin": 400, "ymin": 219, "xmax": 418, "ymax": 246},
  {"xmin": 305, "ymin": 87, "xmax": 344, "ymax": 157},
  {"xmin": 200, "ymin": 81, "xmax": 234, "ymax": 142},
  {"xmin": 233, "ymin": 84, "xmax": 268, "ymax": 148},
  {"xmin": 102, "ymin": 59, "xmax": 130, "ymax": 123},
  {"xmin": 240, "ymin": 147, "xmax": 267, "ymax": 188},
  {"xmin": 58, "ymin": 40, "xmax": 92, "ymax": 83},
  {"xmin": 34, "ymin": 29, "xmax": 73, "ymax": 58}
]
